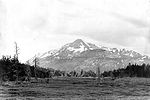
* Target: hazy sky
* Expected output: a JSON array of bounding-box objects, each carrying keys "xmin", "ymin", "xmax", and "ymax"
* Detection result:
[{"xmin": 0, "ymin": 0, "xmax": 150, "ymax": 62}]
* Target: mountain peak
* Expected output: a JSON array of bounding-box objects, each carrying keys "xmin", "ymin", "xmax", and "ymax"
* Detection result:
[
  {"xmin": 68, "ymin": 39, "xmax": 89, "ymax": 51},
  {"xmin": 71, "ymin": 39, "xmax": 100, "ymax": 50},
  {"xmin": 73, "ymin": 39, "xmax": 84, "ymax": 44},
  {"xmin": 27, "ymin": 39, "xmax": 150, "ymax": 71}
]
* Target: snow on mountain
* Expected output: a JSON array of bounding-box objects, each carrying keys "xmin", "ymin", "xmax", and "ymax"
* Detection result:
[
  {"xmin": 64, "ymin": 39, "xmax": 99, "ymax": 52},
  {"xmin": 67, "ymin": 45, "xmax": 87, "ymax": 53},
  {"xmin": 27, "ymin": 49, "xmax": 58, "ymax": 64},
  {"xmin": 40, "ymin": 50, "xmax": 58, "ymax": 58},
  {"xmin": 53, "ymin": 39, "xmax": 100, "ymax": 58},
  {"xmin": 100, "ymin": 46, "xmax": 113, "ymax": 51},
  {"xmin": 27, "ymin": 39, "xmax": 150, "ymax": 72}
]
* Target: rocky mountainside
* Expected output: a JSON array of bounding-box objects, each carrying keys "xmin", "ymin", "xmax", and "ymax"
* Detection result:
[{"xmin": 27, "ymin": 39, "xmax": 150, "ymax": 72}]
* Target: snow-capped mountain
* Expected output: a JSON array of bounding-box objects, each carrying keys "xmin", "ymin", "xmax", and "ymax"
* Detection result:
[
  {"xmin": 39, "ymin": 50, "xmax": 58, "ymax": 58},
  {"xmin": 27, "ymin": 39, "xmax": 150, "ymax": 72},
  {"xmin": 27, "ymin": 50, "xmax": 58, "ymax": 64},
  {"xmin": 53, "ymin": 39, "xmax": 100, "ymax": 58}
]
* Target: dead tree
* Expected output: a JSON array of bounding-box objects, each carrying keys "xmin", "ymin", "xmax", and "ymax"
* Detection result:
[
  {"xmin": 97, "ymin": 66, "xmax": 101, "ymax": 84},
  {"xmin": 93, "ymin": 59, "xmax": 101, "ymax": 85},
  {"xmin": 14, "ymin": 42, "xmax": 19, "ymax": 82},
  {"xmin": 33, "ymin": 55, "xmax": 39, "ymax": 82}
]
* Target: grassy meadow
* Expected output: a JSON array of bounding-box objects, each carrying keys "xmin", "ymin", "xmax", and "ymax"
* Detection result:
[{"xmin": 1, "ymin": 77, "xmax": 150, "ymax": 100}]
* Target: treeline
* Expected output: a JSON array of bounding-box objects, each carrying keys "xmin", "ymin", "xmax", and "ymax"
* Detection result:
[
  {"xmin": 102, "ymin": 63, "xmax": 150, "ymax": 78},
  {"xmin": 2, "ymin": 55, "xmax": 150, "ymax": 82},
  {"xmin": 0, "ymin": 56, "xmax": 97, "ymax": 82}
]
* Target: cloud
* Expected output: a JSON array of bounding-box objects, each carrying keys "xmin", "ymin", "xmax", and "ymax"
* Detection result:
[
  {"xmin": 1, "ymin": 0, "xmax": 150, "ymax": 61},
  {"xmin": 23, "ymin": 16, "xmax": 48, "ymax": 32},
  {"xmin": 110, "ymin": 12, "xmax": 150, "ymax": 55},
  {"xmin": 57, "ymin": 0, "xmax": 76, "ymax": 5},
  {"xmin": 0, "ymin": 0, "xmax": 5, "ymax": 55},
  {"xmin": 110, "ymin": 12, "xmax": 150, "ymax": 49},
  {"xmin": 111, "ymin": 12, "xmax": 149, "ymax": 28}
]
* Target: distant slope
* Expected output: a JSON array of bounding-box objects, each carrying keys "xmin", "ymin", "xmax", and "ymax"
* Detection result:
[{"xmin": 27, "ymin": 39, "xmax": 150, "ymax": 72}]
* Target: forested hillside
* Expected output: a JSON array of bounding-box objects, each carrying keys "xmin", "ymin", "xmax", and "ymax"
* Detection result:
[
  {"xmin": 0, "ymin": 56, "xmax": 97, "ymax": 82},
  {"xmin": 102, "ymin": 63, "xmax": 150, "ymax": 78}
]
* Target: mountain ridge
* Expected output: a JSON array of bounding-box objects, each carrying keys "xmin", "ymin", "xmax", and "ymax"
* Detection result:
[{"xmin": 27, "ymin": 39, "xmax": 150, "ymax": 72}]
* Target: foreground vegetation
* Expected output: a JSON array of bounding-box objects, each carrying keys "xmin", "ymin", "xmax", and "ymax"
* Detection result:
[
  {"xmin": 1, "ymin": 77, "xmax": 150, "ymax": 99},
  {"xmin": 1, "ymin": 55, "xmax": 150, "ymax": 99}
]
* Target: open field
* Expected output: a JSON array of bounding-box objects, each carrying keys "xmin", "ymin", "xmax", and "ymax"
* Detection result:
[{"xmin": 1, "ymin": 77, "xmax": 150, "ymax": 100}]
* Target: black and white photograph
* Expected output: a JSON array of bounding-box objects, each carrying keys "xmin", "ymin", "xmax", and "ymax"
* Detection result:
[{"xmin": 0, "ymin": 0, "xmax": 150, "ymax": 99}]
